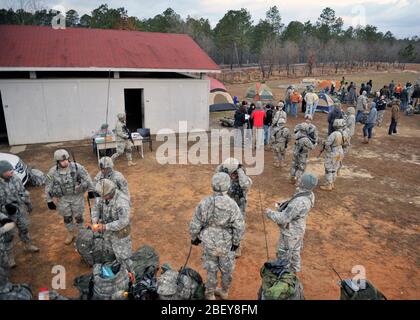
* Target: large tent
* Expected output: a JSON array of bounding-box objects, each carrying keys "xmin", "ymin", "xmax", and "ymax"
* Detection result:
[
  {"xmin": 208, "ymin": 76, "xmax": 235, "ymax": 112},
  {"xmin": 245, "ymin": 83, "xmax": 274, "ymax": 101}
]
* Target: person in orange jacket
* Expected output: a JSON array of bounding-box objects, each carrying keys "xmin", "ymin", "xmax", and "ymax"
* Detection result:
[
  {"xmin": 394, "ymin": 83, "xmax": 402, "ymax": 99},
  {"xmin": 290, "ymin": 90, "xmax": 302, "ymax": 118}
]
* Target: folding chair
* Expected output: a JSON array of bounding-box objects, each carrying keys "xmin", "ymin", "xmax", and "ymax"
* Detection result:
[{"xmin": 137, "ymin": 128, "xmax": 152, "ymax": 152}]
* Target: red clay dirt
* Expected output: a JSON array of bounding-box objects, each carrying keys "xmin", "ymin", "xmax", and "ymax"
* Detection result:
[{"xmin": 3, "ymin": 103, "xmax": 419, "ymax": 300}]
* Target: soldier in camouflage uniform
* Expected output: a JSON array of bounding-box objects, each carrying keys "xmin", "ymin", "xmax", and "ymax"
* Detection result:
[
  {"xmin": 320, "ymin": 119, "xmax": 349, "ymax": 191},
  {"xmin": 91, "ymin": 179, "xmax": 133, "ymax": 272},
  {"xmin": 94, "ymin": 157, "xmax": 130, "ymax": 202},
  {"xmin": 215, "ymin": 158, "xmax": 251, "ymax": 257},
  {"xmin": 111, "ymin": 113, "xmax": 136, "ymax": 167},
  {"xmin": 45, "ymin": 149, "xmax": 95, "ymax": 245},
  {"xmin": 0, "ymin": 213, "xmax": 15, "ymax": 270},
  {"xmin": 0, "ymin": 266, "xmax": 33, "ymax": 300},
  {"xmin": 290, "ymin": 123, "xmax": 316, "ymax": 185},
  {"xmin": 189, "ymin": 172, "xmax": 245, "ymax": 300},
  {"xmin": 265, "ymin": 173, "xmax": 317, "ymax": 272},
  {"xmin": 270, "ymin": 117, "xmax": 291, "ymax": 168},
  {"xmin": 0, "ymin": 160, "xmax": 39, "ymax": 268}
]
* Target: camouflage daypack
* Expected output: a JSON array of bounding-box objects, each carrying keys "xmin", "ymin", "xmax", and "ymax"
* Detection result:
[
  {"xmin": 92, "ymin": 261, "xmax": 130, "ymax": 300},
  {"xmin": 0, "ymin": 283, "xmax": 33, "ymax": 300},
  {"xmin": 339, "ymin": 279, "xmax": 386, "ymax": 300},
  {"xmin": 258, "ymin": 259, "xmax": 304, "ymax": 300},
  {"xmin": 75, "ymin": 227, "xmax": 115, "ymax": 266},
  {"xmin": 157, "ymin": 266, "xmax": 205, "ymax": 300}
]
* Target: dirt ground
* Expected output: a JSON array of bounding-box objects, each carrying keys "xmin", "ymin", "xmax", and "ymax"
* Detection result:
[{"xmin": 2, "ymin": 71, "xmax": 419, "ymax": 300}]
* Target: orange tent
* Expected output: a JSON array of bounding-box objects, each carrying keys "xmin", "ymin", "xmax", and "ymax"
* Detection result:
[{"xmin": 316, "ymin": 80, "xmax": 341, "ymax": 91}]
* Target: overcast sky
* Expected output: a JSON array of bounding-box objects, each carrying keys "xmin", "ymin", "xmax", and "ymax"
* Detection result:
[{"xmin": 2, "ymin": 0, "xmax": 419, "ymax": 38}]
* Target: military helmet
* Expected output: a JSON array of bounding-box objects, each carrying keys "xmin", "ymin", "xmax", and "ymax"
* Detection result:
[
  {"xmin": 300, "ymin": 173, "xmax": 318, "ymax": 190},
  {"xmin": 212, "ymin": 172, "xmax": 231, "ymax": 193},
  {"xmin": 99, "ymin": 157, "xmax": 113, "ymax": 169},
  {"xmin": 54, "ymin": 149, "xmax": 70, "ymax": 161},
  {"xmin": 0, "ymin": 160, "xmax": 14, "ymax": 175},
  {"xmin": 294, "ymin": 123, "xmax": 308, "ymax": 133},
  {"xmin": 222, "ymin": 157, "xmax": 240, "ymax": 174},
  {"xmin": 100, "ymin": 123, "xmax": 109, "ymax": 130},
  {"xmin": 333, "ymin": 119, "xmax": 346, "ymax": 129},
  {"xmin": 95, "ymin": 179, "xmax": 116, "ymax": 197},
  {"xmin": 117, "ymin": 113, "xmax": 126, "ymax": 121}
]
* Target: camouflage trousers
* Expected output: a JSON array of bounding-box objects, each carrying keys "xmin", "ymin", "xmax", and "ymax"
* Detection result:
[
  {"xmin": 103, "ymin": 233, "xmax": 133, "ymax": 272},
  {"xmin": 57, "ymin": 194, "xmax": 85, "ymax": 231},
  {"xmin": 290, "ymin": 152, "xmax": 309, "ymax": 180},
  {"xmin": 203, "ymin": 250, "xmax": 236, "ymax": 292},
  {"xmin": 277, "ymin": 233, "xmax": 304, "ymax": 272},
  {"xmin": 324, "ymin": 150, "xmax": 344, "ymax": 184},
  {"xmin": 272, "ymin": 144, "xmax": 287, "ymax": 161},
  {"xmin": 111, "ymin": 140, "xmax": 133, "ymax": 161},
  {"xmin": 9, "ymin": 207, "xmax": 31, "ymax": 244},
  {"xmin": 0, "ymin": 233, "xmax": 13, "ymax": 269}
]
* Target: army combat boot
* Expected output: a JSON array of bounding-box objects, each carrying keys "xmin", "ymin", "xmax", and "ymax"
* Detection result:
[
  {"xmin": 215, "ymin": 288, "xmax": 229, "ymax": 300},
  {"xmin": 127, "ymin": 160, "xmax": 137, "ymax": 167},
  {"xmin": 24, "ymin": 243, "xmax": 40, "ymax": 253},
  {"xmin": 235, "ymin": 246, "xmax": 242, "ymax": 258},
  {"xmin": 289, "ymin": 176, "xmax": 297, "ymax": 184},
  {"xmin": 205, "ymin": 289, "xmax": 216, "ymax": 300},
  {"xmin": 320, "ymin": 183, "xmax": 333, "ymax": 191},
  {"xmin": 64, "ymin": 230, "xmax": 75, "ymax": 245}
]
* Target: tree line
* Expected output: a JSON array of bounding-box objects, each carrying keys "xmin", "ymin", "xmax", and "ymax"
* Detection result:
[{"xmin": 1, "ymin": 3, "xmax": 419, "ymax": 74}]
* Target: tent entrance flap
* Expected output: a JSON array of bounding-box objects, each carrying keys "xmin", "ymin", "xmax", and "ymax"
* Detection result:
[
  {"xmin": 0, "ymin": 91, "xmax": 8, "ymax": 144},
  {"xmin": 124, "ymin": 88, "xmax": 144, "ymax": 131}
]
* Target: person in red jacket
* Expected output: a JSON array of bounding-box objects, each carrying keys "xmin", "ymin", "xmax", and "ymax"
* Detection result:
[{"xmin": 251, "ymin": 101, "xmax": 266, "ymax": 149}]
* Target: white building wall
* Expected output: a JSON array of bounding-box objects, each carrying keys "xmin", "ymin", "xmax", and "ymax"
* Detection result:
[{"xmin": 0, "ymin": 78, "xmax": 210, "ymax": 145}]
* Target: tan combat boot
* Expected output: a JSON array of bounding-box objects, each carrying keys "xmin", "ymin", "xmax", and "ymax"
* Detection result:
[
  {"xmin": 235, "ymin": 246, "xmax": 242, "ymax": 258},
  {"xmin": 205, "ymin": 290, "xmax": 216, "ymax": 300},
  {"xmin": 215, "ymin": 288, "xmax": 229, "ymax": 300},
  {"xmin": 64, "ymin": 230, "xmax": 75, "ymax": 245},
  {"xmin": 273, "ymin": 160, "xmax": 280, "ymax": 168},
  {"xmin": 127, "ymin": 160, "xmax": 137, "ymax": 167},
  {"xmin": 289, "ymin": 176, "xmax": 297, "ymax": 184},
  {"xmin": 24, "ymin": 243, "xmax": 40, "ymax": 253},
  {"xmin": 8, "ymin": 254, "xmax": 16, "ymax": 269},
  {"xmin": 320, "ymin": 183, "xmax": 333, "ymax": 191}
]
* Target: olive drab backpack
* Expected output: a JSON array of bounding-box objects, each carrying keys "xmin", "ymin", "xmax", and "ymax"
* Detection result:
[
  {"xmin": 339, "ymin": 279, "xmax": 387, "ymax": 300},
  {"xmin": 130, "ymin": 245, "xmax": 159, "ymax": 281},
  {"xmin": 258, "ymin": 258, "xmax": 304, "ymax": 300},
  {"xmin": 75, "ymin": 227, "xmax": 116, "ymax": 266}
]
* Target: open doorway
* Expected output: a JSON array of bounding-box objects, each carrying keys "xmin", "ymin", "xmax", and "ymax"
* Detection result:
[
  {"xmin": 124, "ymin": 89, "xmax": 144, "ymax": 132},
  {"xmin": 0, "ymin": 91, "xmax": 8, "ymax": 144}
]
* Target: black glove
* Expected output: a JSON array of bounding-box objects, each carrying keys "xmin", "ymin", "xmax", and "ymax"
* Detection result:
[
  {"xmin": 231, "ymin": 244, "xmax": 239, "ymax": 252},
  {"xmin": 5, "ymin": 204, "xmax": 17, "ymax": 215},
  {"xmin": 47, "ymin": 202, "xmax": 56, "ymax": 210},
  {"xmin": 191, "ymin": 238, "xmax": 201, "ymax": 246},
  {"xmin": 87, "ymin": 191, "xmax": 98, "ymax": 199},
  {"xmin": 0, "ymin": 218, "xmax": 14, "ymax": 226}
]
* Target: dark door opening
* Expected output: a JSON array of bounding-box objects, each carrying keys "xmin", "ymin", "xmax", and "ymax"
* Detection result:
[
  {"xmin": 0, "ymin": 91, "xmax": 9, "ymax": 144},
  {"xmin": 124, "ymin": 89, "xmax": 144, "ymax": 132}
]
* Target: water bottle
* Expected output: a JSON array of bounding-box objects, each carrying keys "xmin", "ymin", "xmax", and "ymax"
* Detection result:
[{"xmin": 38, "ymin": 288, "xmax": 50, "ymax": 300}]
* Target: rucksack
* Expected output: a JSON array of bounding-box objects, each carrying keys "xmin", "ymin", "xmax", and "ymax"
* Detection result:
[
  {"xmin": 128, "ymin": 273, "xmax": 159, "ymax": 300},
  {"xmin": 130, "ymin": 245, "xmax": 159, "ymax": 281},
  {"xmin": 74, "ymin": 273, "xmax": 94, "ymax": 300},
  {"xmin": 0, "ymin": 283, "xmax": 33, "ymax": 300},
  {"xmin": 258, "ymin": 259, "xmax": 304, "ymax": 300},
  {"xmin": 75, "ymin": 227, "xmax": 115, "ymax": 266},
  {"xmin": 157, "ymin": 266, "xmax": 205, "ymax": 300},
  {"xmin": 339, "ymin": 279, "xmax": 386, "ymax": 300},
  {"xmin": 92, "ymin": 261, "xmax": 130, "ymax": 300}
]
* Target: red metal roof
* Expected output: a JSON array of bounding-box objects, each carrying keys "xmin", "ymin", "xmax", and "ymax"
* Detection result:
[{"xmin": 0, "ymin": 25, "xmax": 220, "ymax": 72}]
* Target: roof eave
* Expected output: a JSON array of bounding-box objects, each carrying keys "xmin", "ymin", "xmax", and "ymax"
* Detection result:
[{"xmin": 0, "ymin": 67, "xmax": 221, "ymax": 74}]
